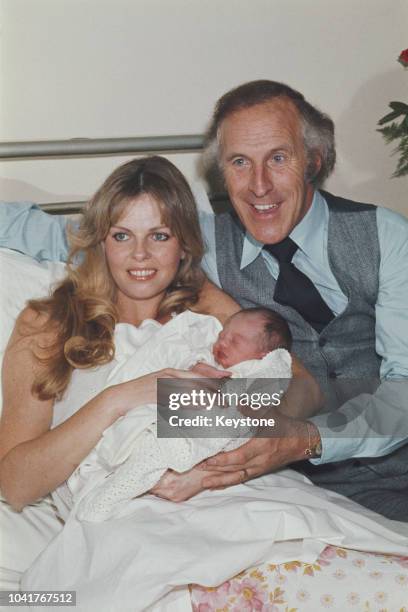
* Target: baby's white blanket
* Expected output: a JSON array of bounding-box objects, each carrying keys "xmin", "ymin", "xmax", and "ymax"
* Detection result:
[{"xmin": 68, "ymin": 311, "xmax": 292, "ymax": 521}]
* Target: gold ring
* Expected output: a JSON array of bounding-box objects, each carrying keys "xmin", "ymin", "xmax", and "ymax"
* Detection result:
[{"xmin": 240, "ymin": 468, "xmax": 249, "ymax": 482}]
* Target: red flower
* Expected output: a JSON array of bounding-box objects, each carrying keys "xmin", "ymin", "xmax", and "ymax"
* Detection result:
[{"xmin": 398, "ymin": 48, "xmax": 408, "ymax": 67}]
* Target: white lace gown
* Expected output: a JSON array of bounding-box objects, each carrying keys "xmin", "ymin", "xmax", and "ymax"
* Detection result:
[{"xmin": 21, "ymin": 312, "xmax": 408, "ymax": 612}]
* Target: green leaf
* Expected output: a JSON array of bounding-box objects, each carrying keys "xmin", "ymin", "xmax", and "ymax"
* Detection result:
[
  {"xmin": 389, "ymin": 101, "xmax": 408, "ymax": 113},
  {"xmin": 378, "ymin": 99, "xmax": 408, "ymax": 178},
  {"xmin": 377, "ymin": 122, "xmax": 404, "ymax": 143},
  {"xmin": 378, "ymin": 110, "xmax": 403, "ymax": 125},
  {"xmin": 392, "ymin": 160, "xmax": 408, "ymax": 177}
]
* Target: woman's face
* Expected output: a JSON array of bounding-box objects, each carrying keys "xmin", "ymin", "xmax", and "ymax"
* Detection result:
[{"xmin": 104, "ymin": 193, "xmax": 184, "ymax": 316}]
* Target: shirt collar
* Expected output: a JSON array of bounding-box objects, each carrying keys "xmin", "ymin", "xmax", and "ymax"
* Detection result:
[{"xmin": 240, "ymin": 190, "xmax": 328, "ymax": 270}]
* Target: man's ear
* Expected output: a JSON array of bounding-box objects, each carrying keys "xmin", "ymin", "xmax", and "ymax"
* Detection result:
[
  {"xmin": 309, "ymin": 152, "xmax": 322, "ymax": 182},
  {"xmin": 315, "ymin": 152, "xmax": 322, "ymax": 175}
]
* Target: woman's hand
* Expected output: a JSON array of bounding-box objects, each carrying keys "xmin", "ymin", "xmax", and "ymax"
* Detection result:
[
  {"xmin": 107, "ymin": 367, "xmax": 219, "ymax": 417},
  {"xmin": 190, "ymin": 362, "xmax": 232, "ymax": 378},
  {"xmin": 149, "ymin": 465, "xmax": 220, "ymax": 502}
]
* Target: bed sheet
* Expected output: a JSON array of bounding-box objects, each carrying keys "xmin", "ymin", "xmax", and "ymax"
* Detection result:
[
  {"xmin": 191, "ymin": 545, "xmax": 408, "ymax": 611},
  {"xmin": 2, "ymin": 494, "xmax": 408, "ymax": 612},
  {"xmin": 0, "ymin": 496, "xmax": 62, "ymax": 593}
]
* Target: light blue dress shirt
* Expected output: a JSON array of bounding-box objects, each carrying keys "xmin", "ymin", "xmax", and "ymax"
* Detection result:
[{"xmin": 1, "ymin": 194, "xmax": 408, "ymax": 463}]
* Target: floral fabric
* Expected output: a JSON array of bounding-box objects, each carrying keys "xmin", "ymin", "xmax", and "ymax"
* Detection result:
[{"xmin": 190, "ymin": 546, "xmax": 408, "ymax": 611}]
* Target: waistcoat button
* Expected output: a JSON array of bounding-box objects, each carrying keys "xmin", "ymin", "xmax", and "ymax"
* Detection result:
[{"xmin": 318, "ymin": 338, "xmax": 327, "ymax": 347}]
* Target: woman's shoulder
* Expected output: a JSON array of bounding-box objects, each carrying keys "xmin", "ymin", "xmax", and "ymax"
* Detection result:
[
  {"xmin": 191, "ymin": 278, "xmax": 241, "ymax": 324},
  {"xmin": 9, "ymin": 305, "xmax": 58, "ymax": 355},
  {"xmin": 16, "ymin": 305, "xmax": 48, "ymax": 327}
]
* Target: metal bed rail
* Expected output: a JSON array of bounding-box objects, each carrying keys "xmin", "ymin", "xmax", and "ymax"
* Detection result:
[
  {"xmin": 0, "ymin": 135, "xmax": 204, "ymax": 159},
  {"xmin": 0, "ymin": 133, "xmax": 217, "ymax": 214},
  {"xmin": 37, "ymin": 194, "xmax": 229, "ymax": 216}
]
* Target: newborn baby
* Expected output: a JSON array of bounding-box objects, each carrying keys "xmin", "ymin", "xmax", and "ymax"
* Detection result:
[
  {"xmin": 193, "ymin": 307, "xmax": 292, "ymax": 375},
  {"xmin": 72, "ymin": 309, "xmax": 292, "ymax": 521}
]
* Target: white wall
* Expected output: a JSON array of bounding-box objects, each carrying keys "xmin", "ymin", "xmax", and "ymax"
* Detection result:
[{"xmin": 0, "ymin": 0, "xmax": 407, "ymax": 216}]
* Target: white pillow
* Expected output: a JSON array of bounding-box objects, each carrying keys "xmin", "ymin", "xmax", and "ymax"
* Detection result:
[{"xmin": 0, "ymin": 248, "xmax": 66, "ymax": 414}]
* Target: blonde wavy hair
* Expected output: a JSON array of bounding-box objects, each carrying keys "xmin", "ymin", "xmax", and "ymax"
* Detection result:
[{"xmin": 28, "ymin": 156, "xmax": 205, "ymax": 400}]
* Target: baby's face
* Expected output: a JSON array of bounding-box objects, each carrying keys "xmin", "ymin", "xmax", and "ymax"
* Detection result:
[{"xmin": 212, "ymin": 313, "xmax": 267, "ymax": 368}]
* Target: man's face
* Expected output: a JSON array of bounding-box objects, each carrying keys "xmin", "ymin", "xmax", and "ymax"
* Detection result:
[{"xmin": 219, "ymin": 98, "xmax": 317, "ymax": 244}]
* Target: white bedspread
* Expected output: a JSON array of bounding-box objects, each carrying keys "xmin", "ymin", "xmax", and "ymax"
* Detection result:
[{"xmin": 21, "ymin": 472, "xmax": 408, "ymax": 612}]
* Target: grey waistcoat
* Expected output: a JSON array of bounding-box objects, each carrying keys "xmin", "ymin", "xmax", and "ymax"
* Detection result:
[
  {"xmin": 214, "ymin": 191, "xmax": 381, "ymax": 382},
  {"xmin": 214, "ymin": 193, "xmax": 408, "ymax": 511}
]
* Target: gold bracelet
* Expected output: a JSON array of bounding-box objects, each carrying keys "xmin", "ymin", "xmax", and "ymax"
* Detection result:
[
  {"xmin": 304, "ymin": 421, "xmax": 322, "ymax": 458},
  {"xmin": 304, "ymin": 421, "xmax": 313, "ymax": 457}
]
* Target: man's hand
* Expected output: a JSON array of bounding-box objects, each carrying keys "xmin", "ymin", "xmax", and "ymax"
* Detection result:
[
  {"xmin": 198, "ymin": 416, "xmax": 315, "ymax": 489},
  {"xmin": 149, "ymin": 465, "xmax": 220, "ymax": 502}
]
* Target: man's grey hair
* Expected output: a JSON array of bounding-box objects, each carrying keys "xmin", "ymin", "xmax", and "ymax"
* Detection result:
[{"xmin": 203, "ymin": 80, "xmax": 336, "ymax": 189}]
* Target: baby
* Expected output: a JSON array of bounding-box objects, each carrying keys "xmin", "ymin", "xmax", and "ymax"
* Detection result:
[
  {"xmin": 193, "ymin": 307, "xmax": 292, "ymax": 375},
  {"xmin": 71, "ymin": 309, "xmax": 293, "ymax": 521}
]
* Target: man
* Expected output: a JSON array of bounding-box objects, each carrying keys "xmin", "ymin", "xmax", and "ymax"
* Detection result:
[
  {"xmin": 195, "ymin": 81, "xmax": 408, "ymax": 520},
  {"xmin": 1, "ymin": 80, "xmax": 408, "ymax": 519}
]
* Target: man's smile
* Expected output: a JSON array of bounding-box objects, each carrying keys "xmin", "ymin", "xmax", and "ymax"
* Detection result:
[
  {"xmin": 252, "ymin": 203, "xmax": 279, "ymax": 211},
  {"xmin": 250, "ymin": 201, "xmax": 281, "ymax": 215}
]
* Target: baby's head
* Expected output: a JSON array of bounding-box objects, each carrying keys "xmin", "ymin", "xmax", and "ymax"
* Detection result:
[{"xmin": 212, "ymin": 307, "xmax": 292, "ymax": 368}]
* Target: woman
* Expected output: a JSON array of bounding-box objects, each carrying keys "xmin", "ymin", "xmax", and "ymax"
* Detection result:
[{"xmin": 0, "ymin": 155, "xmax": 240, "ymax": 513}]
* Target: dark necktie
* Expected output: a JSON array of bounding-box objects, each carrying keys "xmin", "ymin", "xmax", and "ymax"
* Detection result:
[{"xmin": 264, "ymin": 237, "xmax": 334, "ymax": 332}]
